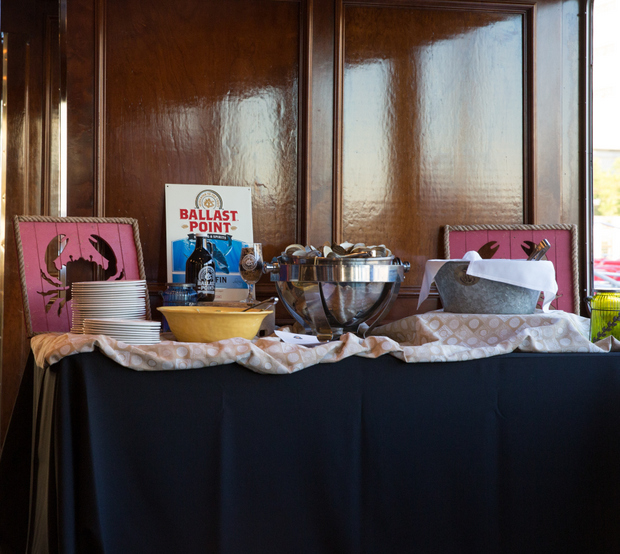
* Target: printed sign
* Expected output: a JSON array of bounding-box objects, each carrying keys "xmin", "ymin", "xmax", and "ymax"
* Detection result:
[{"xmin": 165, "ymin": 184, "xmax": 253, "ymax": 301}]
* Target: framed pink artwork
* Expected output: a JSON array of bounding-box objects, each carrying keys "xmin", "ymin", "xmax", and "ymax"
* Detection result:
[
  {"xmin": 443, "ymin": 224, "xmax": 580, "ymax": 314},
  {"xmin": 14, "ymin": 216, "xmax": 150, "ymax": 336}
]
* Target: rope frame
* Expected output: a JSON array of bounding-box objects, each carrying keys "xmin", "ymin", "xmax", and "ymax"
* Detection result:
[
  {"xmin": 443, "ymin": 224, "xmax": 580, "ymax": 315},
  {"xmin": 14, "ymin": 215, "xmax": 151, "ymax": 336}
]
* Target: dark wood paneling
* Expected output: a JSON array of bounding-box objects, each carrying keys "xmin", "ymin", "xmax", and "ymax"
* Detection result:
[
  {"xmin": 43, "ymin": 16, "xmax": 61, "ymax": 212},
  {"xmin": 338, "ymin": 3, "xmax": 530, "ymax": 290},
  {"xmin": 102, "ymin": 0, "xmax": 302, "ymax": 284},
  {"xmin": 306, "ymin": 0, "xmax": 336, "ymax": 247},
  {"xmin": 66, "ymin": 0, "xmax": 97, "ymax": 216},
  {"xmin": 0, "ymin": 0, "xmax": 586, "ymax": 441},
  {"xmin": 1, "ymin": 35, "xmax": 32, "ymax": 446},
  {"xmin": 535, "ymin": 0, "xmax": 581, "ymax": 227},
  {"xmin": 1, "ymin": 0, "xmax": 59, "ymax": 446}
]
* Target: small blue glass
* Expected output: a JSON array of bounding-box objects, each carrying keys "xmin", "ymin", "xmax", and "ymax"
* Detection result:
[{"xmin": 160, "ymin": 283, "xmax": 197, "ymax": 332}]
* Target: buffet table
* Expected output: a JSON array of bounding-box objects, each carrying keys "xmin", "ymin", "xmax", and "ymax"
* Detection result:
[{"xmin": 2, "ymin": 344, "xmax": 620, "ymax": 553}]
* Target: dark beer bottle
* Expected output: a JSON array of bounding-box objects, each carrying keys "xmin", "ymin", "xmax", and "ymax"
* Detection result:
[{"xmin": 185, "ymin": 233, "xmax": 216, "ymax": 302}]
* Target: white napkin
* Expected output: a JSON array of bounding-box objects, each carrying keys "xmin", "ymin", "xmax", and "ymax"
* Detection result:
[
  {"xmin": 274, "ymin": 330, "xmax": 323, "ymax": 346},
  {"xmin": 417, "ymin": 251, "xmax": 559, "ymax": 312}
]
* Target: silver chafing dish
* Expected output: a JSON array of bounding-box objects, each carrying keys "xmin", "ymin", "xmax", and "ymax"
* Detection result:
[{"xmin": 263, "ymin": 254, "xmax": 410, "ymax": 340}]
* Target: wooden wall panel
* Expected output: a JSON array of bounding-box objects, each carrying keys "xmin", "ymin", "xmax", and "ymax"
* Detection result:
[
  {"xmin": 1, "ymin": 36, "xmax": 33, "ymax": 446},
  {"xmin": 535, "ymin": 0, "xmax": 582, "ymax": 226},
  {"xmin": 66, "ymin": 0, "xmax": 97, "ymax": 216},
  {"xmin": 103, "ymin": 0, "xmax": 302, "ymax": 283},
  {"xmin": 1, "ymin": 0, "xmax": 60, "ymax": 446},
  {"xmin": 0, "ymin": 0, "xmax": 586, "ymax": 442},
  {"xmin": 306, "ymin": 0, "xmax": 336, "ymax": 247},
  {"xmin": 338, "ymin": 3, "xmax": 530, "ymax": 294}
]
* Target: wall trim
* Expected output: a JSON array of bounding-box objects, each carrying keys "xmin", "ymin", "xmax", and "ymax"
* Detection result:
[{"xmin": 94, "ymin": 0, "xmax": 106, "ymax": 217}]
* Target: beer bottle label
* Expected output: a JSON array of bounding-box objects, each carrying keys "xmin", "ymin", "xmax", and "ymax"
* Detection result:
[
  {"xmin": 197, "ymin": 263, "xmax": 216, "ymax": 293},
  {"xmin": 206, "ymin": 265, "xmax": 215, "ymax": 293}
]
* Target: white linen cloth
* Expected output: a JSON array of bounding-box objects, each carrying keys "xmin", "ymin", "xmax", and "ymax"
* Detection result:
[
  {"xmin": 418, "ymin": 251, "xmax": 559, "ymax": 312},
  {"xmin": 30, "ymin": 311, "xmax": 617, "ymax": 375}
]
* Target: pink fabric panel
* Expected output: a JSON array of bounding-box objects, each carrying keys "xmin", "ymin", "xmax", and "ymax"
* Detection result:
[
  {"xmin": 448, "ymin": 232, "xmax": 467, "ymax": 258},
  {"xmin": 449, "ymin": 230, "xmax": 488, "ymax": 258},
  {"xmin": 485, "ymin": 230, "xmax": 511, "ymax": 259},
  {"xmin": 551, "ymin": 230, "xmax": 574, "ymax": 312},
  {"xmin": 19, "ymin": 221, "xmax": 72, "ymax": 334},
  {"xmin": 17, "ymin": 220, "xmax": 143, "ymax": 335},
  {"xmin": 508, "ymin": 229, "xmax": 532, "ymax": 259},
  {"xmin": 97, "ymin": 223, "xmax": 141, "ymax": 279},
  {"xmin": 464, "ymin": 231, "xmax": 489, "ymax": 256},
  {"xmin": 69, "ymin": 222, "xmax": 108, "ymax": 270},
  {"xmin": 447, "ymin": 227, "xmax": 577, "ymax": 313}
]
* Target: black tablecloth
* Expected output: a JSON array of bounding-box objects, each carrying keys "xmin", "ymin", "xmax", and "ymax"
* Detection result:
[{"xmin": 2, "ymin": 351, "xmax": 620, "ymax": 553}]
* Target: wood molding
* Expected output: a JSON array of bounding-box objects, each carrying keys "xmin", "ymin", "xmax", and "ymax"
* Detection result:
[
  {"xmin": 333, "ymin": 0, "xmax": 345, "ymax": 243},
  {"xmin": 341, "ymin": 0, "xmax": 536, "ymax": 9},
  {"xmin": 306, "ymin": 0, "xmax": 336, "ymax": 246},
  {"xmin": 65, "ymin": 0, "xmax": 97, "ymax": 217},
  {"xmin": 42, "ymin": 17, "xmax": 54, "ymax": 214},
  {"xmin": 94, "ymin": 0, "xmax": 106, "ymax": 217},
  {"xmin": 525, "ymin": 2, "xmax": 536, "ymax": 223},
  {"xmin": 299, "ymin": 0, "xmax": 311, "ymax": 245},
  {"xmin": 42, "ymin": 15, "xmax": 61, "ymax": 217}
]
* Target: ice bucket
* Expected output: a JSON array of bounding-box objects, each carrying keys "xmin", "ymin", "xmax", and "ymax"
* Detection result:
[
  {"xmin": 434, "ymin": 261, "xmax": 540, "ymax": 314},
  {"xmin": 264, "ymin": 256, "xmax": 410, "ymax": 340}
]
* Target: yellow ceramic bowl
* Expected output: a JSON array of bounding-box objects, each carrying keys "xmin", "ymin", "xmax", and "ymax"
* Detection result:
[{"xmin": 157, "ymin": 305, "xmax": 272, "ymax": 343}]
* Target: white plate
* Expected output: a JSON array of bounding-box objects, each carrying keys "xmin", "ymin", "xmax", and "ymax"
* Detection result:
[
  {"xmin": 73, "ymin": 306, "xmax": 147, "ymax": 312},
  {"xmin": 72, "ymin": 280, "xmax": 146, "ymax": 287},
  {"xmin": 115, "ymin": 339, "xmax": 161, "ymax": 346},
  {"xmin": 72, "ymin": 286, "xmax": 146, "ymax": 293},
  {"xmin": 74, "ymin": 317, "xmax": 147, "ymax": 323},
  {"xmin": 72, "ymin": 306, "xmax": 146, "ymax": 314},
  {"xmin": 72, "ymin": 288, "xmax": 146, "ymax": 295},
  {"xmin": 84, "ymin": 321, "xmax": 160, "ymax": 328},
  {"xmin": 84, "ymin": 318, "xmax": 160, "ymax": 326},
  {"xmin": 83, "ymin": 330, "xmax": 160, "ymax": 337},
  {"xmin": 84, "ymin": 333, "xmax": 160, "ymax": 340},
  {"xmin": 82, "ymin": 332, "xmax": 161, "ymax": 342},
  {"xmin": 71, "ymin": 291, "xmax": 146, "ymax": 302},
  {"xmin": 72, "ymin": 298, "xmax": 146, "ymax": 303},
  {"xmin": 73, "ymin": 315, "xmax": 146, "ymax": 324},
  {"xmin": 72, "ymin": 304, "xmax": 147, "ymax": 310}
]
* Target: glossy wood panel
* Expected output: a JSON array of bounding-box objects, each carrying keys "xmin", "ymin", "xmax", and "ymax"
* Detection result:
[
  {"xmin": 306, "ymin": 0, "xmax": 336, "ymax": 247},
  {"xmin": 43, "ymin": 16, "xmax": 61, "ymax": 213},
  {"xmin": 103, "ymin": 0, "xmax": 301, "ymax": 283},
  {"xmin": 0, "ymin": 0, "xmax": 58, "ymax": 446},
  {"xmin": 339, "ymin": 4, "xmax": 529, "ymax": 290},
  {"xmin": 1, "ymin": 36, "xmax": 32, "ymax": 446},
  {"xmin": 66, "ymin": 0, "xmax": 97, "ymax": 216},
  {"xmin": 1, "ymin": 0, "xmax": 587, "ymax": 442},
  {"xmin": 535, "ymin": 0, "xmax": 582, "ymax": 227}
]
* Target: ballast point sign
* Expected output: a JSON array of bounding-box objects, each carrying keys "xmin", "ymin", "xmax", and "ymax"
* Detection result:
[
  {"xmin": 179, "ymin": 208, "xmax": 239, "ymax": 234},
  {"xmin": 165, "ymin": 184, "xmax": 253, "ymax": 300}
]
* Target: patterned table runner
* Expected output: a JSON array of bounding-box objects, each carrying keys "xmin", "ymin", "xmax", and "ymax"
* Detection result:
[{"xmin": 31, "ymin": 311, "xmax": 618, "ymax": 375}]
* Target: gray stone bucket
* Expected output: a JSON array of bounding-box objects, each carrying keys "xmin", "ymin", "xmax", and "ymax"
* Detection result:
[{"xmin": 434, "ymin": 262, "xmax": 540, "ymax": 314}]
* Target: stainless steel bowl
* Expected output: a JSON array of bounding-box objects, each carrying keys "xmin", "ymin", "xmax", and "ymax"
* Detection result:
[{"xmin": 263, "ymin": 256, "xmax": 410, "ymax": 340}]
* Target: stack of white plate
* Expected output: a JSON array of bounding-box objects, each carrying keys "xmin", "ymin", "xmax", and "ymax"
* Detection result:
[
  {"xmin": 83, "ymin": 318, "xmax": 161, "ymax": 345},
  {"xmin": 71, "ymin": 280, "xmax": 148, "ymax": 334}
]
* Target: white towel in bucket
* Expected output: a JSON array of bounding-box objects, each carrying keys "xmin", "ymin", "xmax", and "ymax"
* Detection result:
[{"xmin": 418, "ymin": 251, "xmax": 558, "ymax": 312}]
